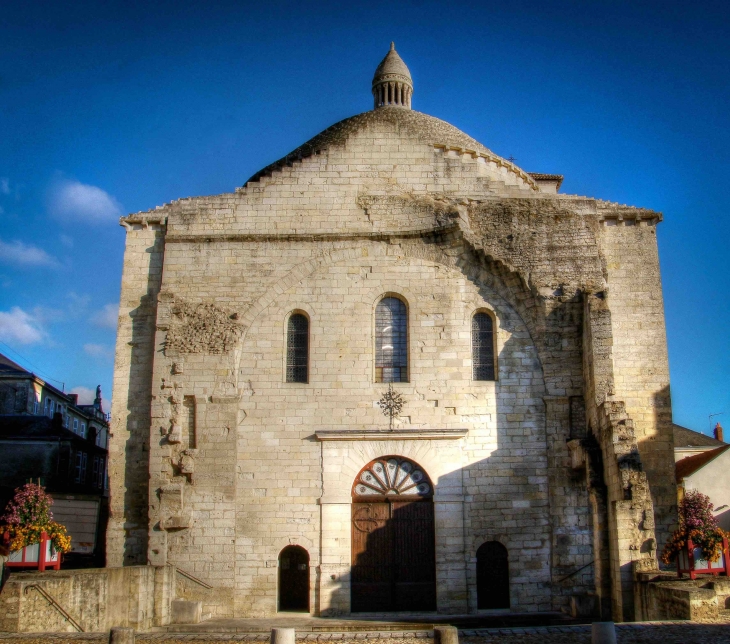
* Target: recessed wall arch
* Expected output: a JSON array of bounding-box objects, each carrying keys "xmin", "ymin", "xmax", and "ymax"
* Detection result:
[{"xmin": 235, "ymin": 241, "xmax": 542, "ymax": 366}]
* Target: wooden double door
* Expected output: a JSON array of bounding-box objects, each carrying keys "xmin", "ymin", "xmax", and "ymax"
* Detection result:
[{"xmin": 351, "ymin": 499, "xmax": 436, "ymax": 612}]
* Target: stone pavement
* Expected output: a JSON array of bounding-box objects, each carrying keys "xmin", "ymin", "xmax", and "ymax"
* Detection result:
[{"xmin": 4, "ymin": 623, "xmax": 730, "ymax": 644}]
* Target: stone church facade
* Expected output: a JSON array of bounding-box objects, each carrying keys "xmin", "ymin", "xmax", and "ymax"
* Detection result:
[{"xmin": 108, "ymin": 44, "xmax": 676, "ymax": 621}]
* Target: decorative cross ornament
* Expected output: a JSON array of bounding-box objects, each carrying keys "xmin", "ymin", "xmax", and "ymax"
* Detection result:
[{"xmin": 377, "ymin": 383, "xmax": 404, "ymax": 429}]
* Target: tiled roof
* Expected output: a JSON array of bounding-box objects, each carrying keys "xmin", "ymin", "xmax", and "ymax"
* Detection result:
[
  {"xmin": 676, "ymin": 444, "xmax": 730, "ymax": 480},
  {"xmin": 673, "ymin": 423, "xmax": 724, "ymax": 448},
  {"xmin": 0, "ymin": 353, "xmax": 30, "ymax": 377}
]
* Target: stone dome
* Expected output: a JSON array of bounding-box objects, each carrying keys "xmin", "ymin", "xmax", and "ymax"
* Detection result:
[
  {"xmin": 246, "ymin": 107, "xmax": 500, "ymax": 185},
  {"xmin": 372, "ymin": 42, "xmax": 413, "ymax": 109}
]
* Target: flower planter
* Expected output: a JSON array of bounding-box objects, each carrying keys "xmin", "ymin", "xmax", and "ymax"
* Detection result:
[
  {"xmin": 6, "ymin": 531, "xmax": 61, "ymax": 571},
  {"xmin": 677, "ymin": 537, "xmax": 729, "ymax": 579}
]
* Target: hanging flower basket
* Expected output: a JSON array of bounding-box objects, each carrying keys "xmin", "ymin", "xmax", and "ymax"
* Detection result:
[
  {"xmin": 662, "ymin": 490, "xmax": 729, "ymax": 579},
  {"xmin": 0, "ymin": 483, "xmax": 71, "ymax": 569},
  {"xmin": 6, "ymin": 531, "xmax": 61, "ymax": 571},
  {"xmin": 676, "ymin": 536, "xmax": 729, "ymax": 579}
]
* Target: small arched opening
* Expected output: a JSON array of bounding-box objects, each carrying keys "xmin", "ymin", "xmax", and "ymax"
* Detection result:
[
  {"xmin": 278, "ymin": 545, "xmax": 310, "ymax": 612},
  {"xmin": 476, "ymin": 541, "xmax": 510, "ymax": 609}
]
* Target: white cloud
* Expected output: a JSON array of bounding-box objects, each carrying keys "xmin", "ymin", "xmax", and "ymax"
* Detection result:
[
  {"xmin": 0, "ymin": 178, "xmax": 9, "ymax": 195},
  {"xmin": 70, "ymin": 386, "xmax": 95, "ymax": 405},
  {"xmin": 91, "ymin": 303, "xmax": 119, "ymax": 329},
  {"xmin": 0, "ymin": 237, "xmax": 59, "ymax": 268},
  {"xmin": 0, "ymin": 307, "xmax": 46, "ymax": 344},
  {"xmin": 49, "ymin": 178, "xmax": 123, "ymax": 223},
  {"xmin": 67, "ymin": 291, "xmax": 91, "ymax": 309},
  {"xmin": 84, "ymin": 342, "xmax": 114, "ymax": 361}
]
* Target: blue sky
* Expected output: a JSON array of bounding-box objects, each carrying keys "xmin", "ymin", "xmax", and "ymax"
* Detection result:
[{"xmin": 0, "ymin": 0, "xmax": 727, "ymax": 434}]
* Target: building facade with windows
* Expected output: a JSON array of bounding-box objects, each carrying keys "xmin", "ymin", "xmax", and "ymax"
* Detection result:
[
  {"xmin": 109, "ymin": 45, "xmax": 676, "ymax": 621},
  {"xmin": 0, "ymin": 353, "xmax": 110, "ymax": 564}
]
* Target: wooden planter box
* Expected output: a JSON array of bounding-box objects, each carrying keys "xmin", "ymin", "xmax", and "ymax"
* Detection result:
[
  {"xmin": 6, "ymin": 531, "xmax": 61, "ymax": 571},
  {"xmin": 677, "ymin": 536, "xmax": 729, "ymax": 579}
]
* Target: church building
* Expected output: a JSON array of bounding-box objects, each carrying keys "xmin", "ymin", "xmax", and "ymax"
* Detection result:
[{"xmin": 108, "ymin": 44, "xmax": 677, "ymax": 621}]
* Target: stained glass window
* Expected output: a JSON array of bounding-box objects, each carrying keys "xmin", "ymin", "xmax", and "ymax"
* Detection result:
[
  {"xmin": 375, "ymin": 297, "xmax": 407, "ymax": 382},
  {"xmin": 286, "ymin": 313, "xmax": 309, "ymax": 383},
  {"xmin": 472, "ymin": 312, "xmax": 495, "ymax": 380}
]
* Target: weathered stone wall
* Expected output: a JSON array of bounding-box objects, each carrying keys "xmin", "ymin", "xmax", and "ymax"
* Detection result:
[
  {"xmin": 0, "ymin": 566, "xmax": 173, "ymax": 633},
  {"xmin": 596, "ymin": 209, "xmax": 676, "ymax": 550},
  {"xmin": 107, "ymin": 223, "xmax": 165, "ymax": 567},
  {"xmin": 108, "ymin": 107, "xmax": 675, "ymax": 618}
]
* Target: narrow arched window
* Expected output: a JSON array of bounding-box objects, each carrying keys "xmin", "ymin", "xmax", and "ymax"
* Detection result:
[
  {"xmin": 375, "ymin": 297, "xmax": 407, "ymax": 383},
  {"xmin": 286, "ymin": 313, "xmax": 309, "ymax": 383},
  {"xmin": 472, "ymin": 312, "xmax": 495, "ymax": 381}
]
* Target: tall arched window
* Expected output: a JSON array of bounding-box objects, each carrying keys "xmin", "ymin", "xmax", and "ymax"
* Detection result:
[
  {"xmin": 472, "ymin": 312, "xmax": 495, "ymax": 381},
  {"xmin": 286, "ymin": 313, "xmax": 309, "ymax": 383},
  {"xmin": 375, "ymin": 297, "xmax": 408, "ymax": 383}
]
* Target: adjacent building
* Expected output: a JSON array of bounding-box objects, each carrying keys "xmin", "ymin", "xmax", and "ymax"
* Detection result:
[
  {"xmin": 0, "ymin": 353, "xmax": 110, "ymax": 565},
  {"xmin": 674, "ymin": 423, "xmax": 729, "ymax": 532}
]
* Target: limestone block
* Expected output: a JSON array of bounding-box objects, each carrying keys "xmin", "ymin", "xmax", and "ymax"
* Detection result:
[{"xmin": 170, "ymin": 599, "xmax": 202, "ymax": 624}]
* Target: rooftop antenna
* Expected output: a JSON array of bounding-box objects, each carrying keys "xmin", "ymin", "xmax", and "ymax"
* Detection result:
[{"xmin": 709, "ymin": 412, "xmax": 724, "ymax": 432}]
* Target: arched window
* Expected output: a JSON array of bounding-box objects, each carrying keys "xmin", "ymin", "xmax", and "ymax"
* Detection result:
[
  {"xmin": 472, "ymin": 312, "xmax": 495, "ymax": 381},
  {"xmin": 375, "ymin": 297, "xmax": 407, "ymax": 383},
  {"xmin": 286, "ymin": 313, "xmax": 309, "ymax": 383}
]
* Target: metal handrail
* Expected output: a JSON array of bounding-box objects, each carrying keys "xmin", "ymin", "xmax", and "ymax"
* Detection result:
[
  {"xmin": 24, "ymin": 584, "xmax": 84, "ymax": 632},
  {"xmin": 174, "ymin": 566, "xmax": 213, "ymax": 589},
  {"xmin": 557, "ymin": 560, "xmax": 595, "ymax": 583}
]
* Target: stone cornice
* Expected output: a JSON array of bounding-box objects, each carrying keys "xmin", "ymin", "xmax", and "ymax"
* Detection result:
[
  {"xmin": 315, "ymin": 428, "xmax": 468, "ymax": 441},
  {"xmin": 164, "ymin": 223, "xmax": 458, "ymax": 244}
]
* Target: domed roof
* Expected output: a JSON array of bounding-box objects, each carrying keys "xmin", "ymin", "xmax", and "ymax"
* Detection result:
[
  {"xmin": 372, "ymin": 42, "xmax": 412, "ymax": 87},
  {"xmin": 246, "ymin": 107, "xmax": 500, "ymax": 185}
]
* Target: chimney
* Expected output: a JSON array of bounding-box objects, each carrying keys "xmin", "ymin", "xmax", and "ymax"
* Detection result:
[{"xmin": 714, "ymin": 422, "xmax": 724, "ymax": 442}]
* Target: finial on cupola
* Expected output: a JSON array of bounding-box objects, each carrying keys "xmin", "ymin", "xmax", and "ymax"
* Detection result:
[{"xmin": 372, "ymin": 42, "xmax": 413, "ymax": 109}]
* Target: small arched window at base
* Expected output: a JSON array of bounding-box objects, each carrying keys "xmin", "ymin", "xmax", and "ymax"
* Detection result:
[
  {"xmin": 472, "ymin": 312, "xmax": 496, "ymax": 381},
  {"xmin": 286, "ymin": 313, "xmax": 309, "ymax": 383}
]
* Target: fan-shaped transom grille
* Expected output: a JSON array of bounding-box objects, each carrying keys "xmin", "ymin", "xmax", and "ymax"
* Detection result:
[{"xmin": 352, "ymin": 456, "xmax": 432, "ymax": 497}]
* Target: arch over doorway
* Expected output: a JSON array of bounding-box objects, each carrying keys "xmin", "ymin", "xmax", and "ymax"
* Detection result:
[
  {"xmin": 278, "ymin": 545, "xmax": 310, "ymax": 612},
  {"xmin": 351, "ymin": 456, "xmax": 436, "ymax": 612},
  {"xmin": 476, "ymin": 541, "xmax": 510, "ymax": 609}
]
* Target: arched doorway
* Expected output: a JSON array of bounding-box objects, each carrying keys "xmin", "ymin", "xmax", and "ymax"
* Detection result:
[
  {"xmin": 278, "ymin": 545, "xmax": 309, "ymax": 612},
  {"xmin": 351, "ymin": 456, "xmax": 436, "ymax": 612},
  {"xmin": 476, "ymin": 541, "xmax": 510, "ymax": 609}
]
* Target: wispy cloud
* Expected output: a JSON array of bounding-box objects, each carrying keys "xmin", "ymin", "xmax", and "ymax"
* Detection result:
[
  {"xmin": 84, "ymin": 342, "xmax": 114, "ymax": 361},
  {"xmin": 0, "ymin": 307, "xmax": 46, "ymax": 344},
  {"xmin": 0, "ymin": 237, "xmax": 59, "ymax": 268},
  {"xmin": 91, "ymin": 303, "xmax": 119, "ymax": 329},
  {"xmin": 67, "ymin": 291, "xmax": 91, "ymax": 309},
  {"xmin": 70, "ymin": 386, "xmax": 95, "ymax": 405},
  {"xmin": 49, "ymin": 178, "xmax": 123, "ymax": 224},
  {"xmin": 60, "ymin": 234, "xmax": 74, "ymax": 248},
  {"xmin": 0, "ymin": 178, "xmax": 10, "ymax": 195}
]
